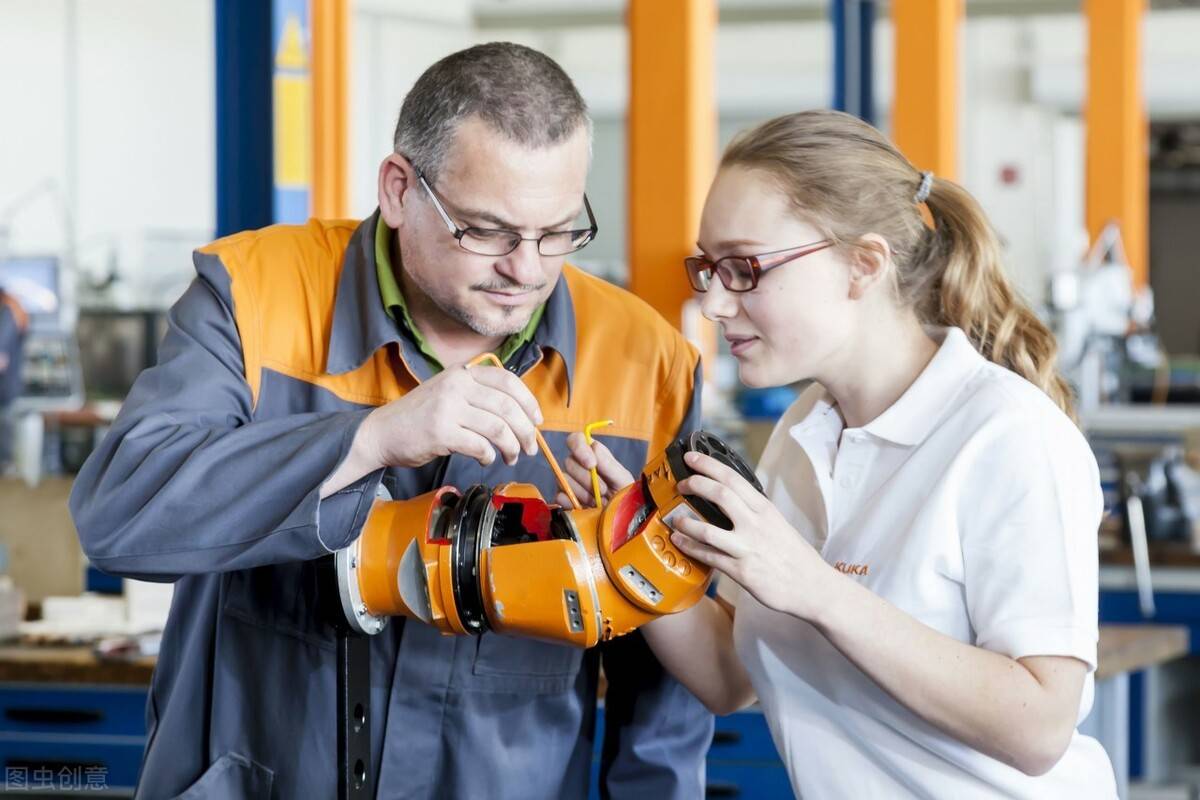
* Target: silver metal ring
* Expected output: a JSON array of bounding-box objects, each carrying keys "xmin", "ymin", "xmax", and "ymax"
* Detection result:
[{"xmin": 336, "ymin": 538, "xmax": 388, "ymax": 636}]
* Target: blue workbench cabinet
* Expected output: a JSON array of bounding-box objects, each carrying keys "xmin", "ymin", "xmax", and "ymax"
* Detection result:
[
  {"xmin": 589, "ymin": 705, "xmax": 793, "ymax": 799},
  {"xmin": 0, "ymin": 684, "xmax": 148, "ymax": 796}
]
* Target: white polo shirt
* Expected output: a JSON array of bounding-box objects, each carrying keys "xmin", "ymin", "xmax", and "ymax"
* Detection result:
[{"xmin": 725, "ymin": 327, "xmax": 1117, "ymax": 799}]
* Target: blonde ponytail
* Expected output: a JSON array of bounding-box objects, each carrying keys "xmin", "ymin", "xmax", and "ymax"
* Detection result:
[
  {"xmin": 921, "ymin": 178, "xmax": 1076, "ymax": 417},
  {"xmin": 721, "ymin": 110, "xmax": 1075, "ymax": 418}
]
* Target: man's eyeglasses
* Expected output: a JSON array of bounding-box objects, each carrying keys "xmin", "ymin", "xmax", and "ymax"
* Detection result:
[
  {"xmin": 684, "ymin": 240, "xmax": 834, "ymax": 293},
  {"xmin": 415, "ymin": 168, "xmax": 598, "ymax": 258}
]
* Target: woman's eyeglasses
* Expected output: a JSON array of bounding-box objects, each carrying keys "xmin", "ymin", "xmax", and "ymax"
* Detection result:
[{"xmin": 684, "ymin": 240, "xmax": 834, "ymax": 293}]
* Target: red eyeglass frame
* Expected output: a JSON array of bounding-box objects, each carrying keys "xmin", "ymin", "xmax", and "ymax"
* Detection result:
[{"xmin": 683, "ymin": 240, "xmax": 835, "ymax": 292}]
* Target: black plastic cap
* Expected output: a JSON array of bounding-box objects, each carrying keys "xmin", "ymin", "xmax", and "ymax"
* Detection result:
[{"xmin": 665, "ymin": 430, "xmax": 764, "ymax": 530}]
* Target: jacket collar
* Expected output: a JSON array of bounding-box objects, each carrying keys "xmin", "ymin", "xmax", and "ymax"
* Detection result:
[{"xmin": 327, "ymin": 210, "xmax": 577, "ymax": 400}]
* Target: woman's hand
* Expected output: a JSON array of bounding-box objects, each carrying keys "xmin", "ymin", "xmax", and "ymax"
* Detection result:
[
  {"xmin": 671, "ymin": 450, "xmax": 838, "ymax": 621},
  {"xmin": 558, "ymin": 432, "xmax": 635, "ymax": 508}
]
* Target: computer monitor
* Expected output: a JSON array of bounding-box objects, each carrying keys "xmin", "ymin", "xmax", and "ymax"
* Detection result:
[
  {"xmin": 0, "ymin": 256, "xmax": 60, "ymax": 331},
  {"xmin": 76, "ymin": 310, "xmax": 168, "ymax": 400}
]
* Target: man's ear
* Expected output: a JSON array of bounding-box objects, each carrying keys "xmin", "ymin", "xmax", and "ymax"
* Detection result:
[
  {"xmin": 378, "ymin": 153, "xmax": 417, "ymax": 229},
  {"xmin": 847, "ymin": 233, "xmax": 893, "ymax": 300}
]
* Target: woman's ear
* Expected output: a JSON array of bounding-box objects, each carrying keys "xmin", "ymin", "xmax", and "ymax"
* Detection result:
[
  {"xmin": 377, "ymin": 154, "xmax": 417, "ymax": 229},
  {"xmin": 846, "ymin": 234, "xmax": 894, "ymax": 300}
]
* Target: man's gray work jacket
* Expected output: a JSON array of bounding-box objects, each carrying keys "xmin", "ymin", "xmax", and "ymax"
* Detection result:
[{"xmin": 69, "ymin": 213, "xmax": 712, "ymax": 799}]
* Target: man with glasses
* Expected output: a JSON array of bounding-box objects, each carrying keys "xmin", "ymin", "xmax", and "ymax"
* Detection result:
[{"xmin": 71, "ymin": 43, "xmax": 709, "ymax": 799}]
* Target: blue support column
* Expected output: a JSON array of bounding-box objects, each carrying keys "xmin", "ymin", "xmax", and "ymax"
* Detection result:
[
  {"xmin": 215, "ymin": 0, "xmax": 274, "ymax": 238},
  {"xmin": 831, "ymin": 0, "xmax": 876, "ymax": 125}
]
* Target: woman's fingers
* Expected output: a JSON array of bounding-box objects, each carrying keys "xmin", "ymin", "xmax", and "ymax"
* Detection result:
[
  {"xmin": 671, "ymin": 515, "xmax": 748, "ymax": 559},
  {"xmin": 670, "ymin": 528, "xmax": 737, "ymax": 575},
  {"xmin": 684, "ymin": 451, "xmax": 765, "ymax": 509},
  {"xmin": 676, "ymin": 473, "xmax": 753, "ymax": 529}
]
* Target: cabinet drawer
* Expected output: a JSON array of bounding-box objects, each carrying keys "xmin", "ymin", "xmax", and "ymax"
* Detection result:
[
  {"xmin": 0, "ymin": 686, "xmax": 148, "ymax": 737},
  {"xmin": 0, "ymin": 735, "xmax": 145, "ymax": 792},
  {"xmin": 705, "ymin": 762, "xmax": 794, "ymax": 798}
]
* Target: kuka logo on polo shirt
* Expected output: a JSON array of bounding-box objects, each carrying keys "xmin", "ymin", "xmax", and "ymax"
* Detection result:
[{"xmin": 833, "ymin": 560, "xmax": 870, "ymax": 576}]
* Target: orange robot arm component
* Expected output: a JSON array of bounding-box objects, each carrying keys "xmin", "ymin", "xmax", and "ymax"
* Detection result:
[{"xmin": 335, "ymin": 431, "xmax": 762, "ymax": 647}]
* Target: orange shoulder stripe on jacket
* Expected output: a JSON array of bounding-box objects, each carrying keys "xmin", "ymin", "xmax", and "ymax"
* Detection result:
[
  {"xmin": 199, "ymin": 228, "xmax": 697, "ymax": 439},
  {"xmin": 199, "ymin": 219, "xmax": 412, "ymax": 408},
  {"xmin": 556, "ymin": 267, "xmax": 699, "ymax": 453}
]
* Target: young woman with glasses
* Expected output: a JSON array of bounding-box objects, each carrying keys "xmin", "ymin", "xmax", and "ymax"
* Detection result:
[{"xmin": 561, "ymin": 110, "xmax": 1116, "ymax": 798}]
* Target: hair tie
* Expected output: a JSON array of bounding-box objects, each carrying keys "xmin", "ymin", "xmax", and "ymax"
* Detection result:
[{"xmin": 913, "ymin": 170, "xmax": 934, "ymax": 204}]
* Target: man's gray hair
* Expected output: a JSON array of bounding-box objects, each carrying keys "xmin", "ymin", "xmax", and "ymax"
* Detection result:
[{"xmin": 393, "ymin": 42, "xmax": 591, "ymax": 182}]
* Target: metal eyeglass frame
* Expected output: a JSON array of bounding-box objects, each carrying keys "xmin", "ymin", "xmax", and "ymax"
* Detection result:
[{"xmin": 415, "ymin": 168, "xmax": 598, "ymax": 257}]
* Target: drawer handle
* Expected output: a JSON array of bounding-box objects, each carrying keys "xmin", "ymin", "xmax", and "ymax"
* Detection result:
[
  {"xmin": 711, "ymin": 730, "xmax": 742, "ymax": 746},
  {"xmin": 6, "ymin": 707, "xmax": 105, "ymax": 725},
  {"xmin": 706, "ymin": 781, "xmax": 741, "ymax": 797}
]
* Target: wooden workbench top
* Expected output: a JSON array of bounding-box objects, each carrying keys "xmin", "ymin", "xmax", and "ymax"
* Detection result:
[
  {"xmin": 0, "ymin": 644, "xmax": 155, "ymax": 686},
  {"xmin": 1096, "ymin": 624, "xmax": 1190, "ymax": 680},
  {"xmin": 0, "ymin": 624, "xmax": 1188, "ymax": 687},
  {"xmin": 1102, "ymin": 544, "xmax": 1200, "ymax": 569}
]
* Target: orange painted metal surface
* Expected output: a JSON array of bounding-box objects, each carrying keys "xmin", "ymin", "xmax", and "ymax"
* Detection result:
[
  {"xmin": 892, "ymin": 0, "xmax": 961, "ymax": 181},
  {"xmin": 312, "ymin": 0, "xmax": 349, "ymax": 219},
  {"xmin": 348, "ymin": 457, "xmax": 716, "ymax": 647},
  {"xmin": 628, "ymin": 0, "xmax": 717, "ymax": 330},
  {"xmin": 1085, "ymin": 0, "xmax": 1148, "ymax": 286}
]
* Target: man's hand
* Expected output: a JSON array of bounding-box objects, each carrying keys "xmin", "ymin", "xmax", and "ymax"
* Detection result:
[
  {"xmin": 322, "ymin": 365, "xmax": 543, "ymax": 497},
  {"xmin": 558, "ymin": 432, "xmax": 635, "ymax": 508}
]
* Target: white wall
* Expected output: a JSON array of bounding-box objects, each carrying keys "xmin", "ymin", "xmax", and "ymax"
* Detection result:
[
  {"xmin": 0, "ymin": 0, "xmax": 214, "ymax": 306},
  {"xmin": 5, "ymin": 2, "xmax": 1199, "ymax": 307},
  {"xmin": 349, "ymin": 1, "xmax": 474, "ymax": 218},
  {"xmin": 0, "ymin": 1, "xmax": 68, "ymax": 256},
  {"xmin": 1031, "ymin": 10, "xmax": 1200, "ymax": 120},
  {"xmin": 462, "ymin": 24, "xmax": 629, "ymax": 270},
  {"xmin": 444, "ymin": 8, "xmax": 1200, "ymax": 299},
  {"xmin": 961, "ymin": 9, "xmax": 1200, "ymax": 303}
]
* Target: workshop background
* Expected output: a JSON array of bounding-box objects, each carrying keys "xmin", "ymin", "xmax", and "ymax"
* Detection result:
[{"xmin": 1, "ymin": 0, "xmax": 1199, "ymax": 797}]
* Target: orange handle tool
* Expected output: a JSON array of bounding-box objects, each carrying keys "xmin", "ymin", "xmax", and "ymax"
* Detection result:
[{"xmin": 466, "ymin": 353, "xmax": 582, "ymax": 510}]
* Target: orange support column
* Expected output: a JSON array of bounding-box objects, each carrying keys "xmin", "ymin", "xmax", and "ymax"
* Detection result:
[
  {"xmin": 892, "ymin": 0, "xmax": 960, "ymax": 181},
  {"xmin": 312, "ymin": 0, "xmax": 349, "ymax": 219},
  {"xmin": 1086, "ymin": 0, "xmax": 1147, "ymax": 286},
  {"xmin": 628, "ymin": 0, "xmax": 717, "ymax": 330}
]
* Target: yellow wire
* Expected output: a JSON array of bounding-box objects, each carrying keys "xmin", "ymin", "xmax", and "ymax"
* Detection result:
[
  {"xmin": 466, "ymin": 353, "xmax": 582, "ymax": 510},
  {"xmin": 584, "ymin": 419, "xmax": 614, "ymax": 508}
]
